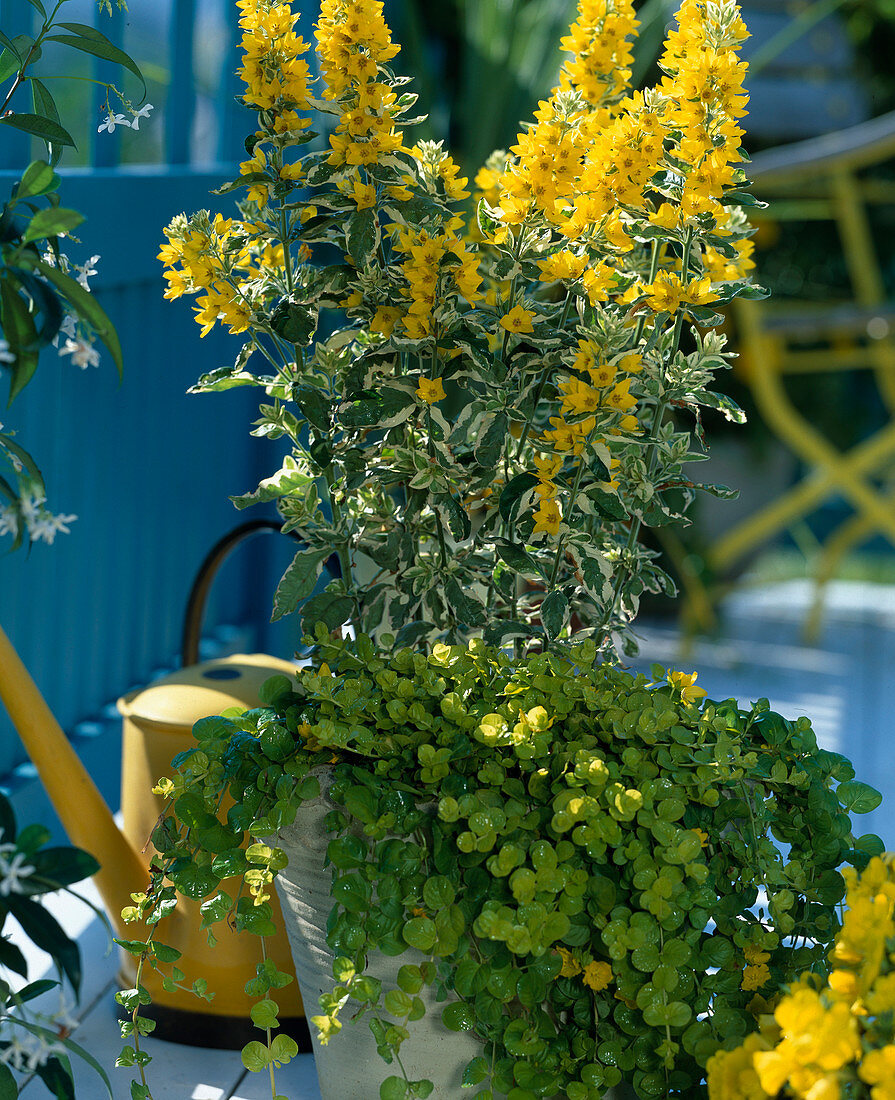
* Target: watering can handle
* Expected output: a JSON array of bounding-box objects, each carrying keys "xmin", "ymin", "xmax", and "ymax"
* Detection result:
[{"xmin": 180, "ymin": 519, "xmax": 340, "ymax": 667}]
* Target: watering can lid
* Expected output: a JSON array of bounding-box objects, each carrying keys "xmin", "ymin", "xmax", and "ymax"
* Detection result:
[{"xmin": 117, "ymin": 653, "xmax": 300, "ymax": 727}]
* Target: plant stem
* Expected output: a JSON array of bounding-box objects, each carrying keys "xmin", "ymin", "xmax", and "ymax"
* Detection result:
[
  {"xmin": 513, "ymin": 290, "xmax": 575, "ymax": 462},
  {"xmin": 260, "ymin": 937, "xmax": 279, "ymax": 1100},
  {"xmin": 279, "ymin": 205, "xmax": 294, "ymax": 295},
  {"xmin": 603, "ymin": 226, "xmax": 695, "ymax": 640},
  {"xmin": 324, "ymin": 465, "xmax": 353, "ymax": 591}
]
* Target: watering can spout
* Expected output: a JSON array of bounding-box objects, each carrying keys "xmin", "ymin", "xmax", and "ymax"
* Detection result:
[{"xmin": 0, "ymin": 623, "xmax": 150, "ymax": 936}]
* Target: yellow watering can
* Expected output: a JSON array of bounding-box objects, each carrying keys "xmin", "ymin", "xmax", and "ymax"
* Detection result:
[{"xmin": 0, "ymin": 520, "xmax": 333, "ymax": 1049}]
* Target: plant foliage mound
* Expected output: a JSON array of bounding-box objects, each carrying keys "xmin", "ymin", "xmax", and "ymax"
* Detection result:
[{"xmin": 129, "ymin": 636, "xmax": 884, "ymax": 1099}]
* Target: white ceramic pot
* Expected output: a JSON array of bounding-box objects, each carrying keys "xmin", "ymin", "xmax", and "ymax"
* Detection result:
[{"xmin": 273, "ymin": 773, "xmax": 481, "ymax": 1099}]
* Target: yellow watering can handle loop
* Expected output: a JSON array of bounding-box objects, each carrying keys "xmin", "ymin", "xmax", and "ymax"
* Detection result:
[{"xmin": 180, "ymin": 519, "xmax": 341, "ymax": 667}]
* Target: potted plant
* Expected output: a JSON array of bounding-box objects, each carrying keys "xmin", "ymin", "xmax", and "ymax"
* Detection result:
[{"xmin": 117, "ymin": 0, "xmax": 886, "ymax": 1097}]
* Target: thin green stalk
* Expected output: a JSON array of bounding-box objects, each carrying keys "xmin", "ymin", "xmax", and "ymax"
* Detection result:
[
  {"xmin": 604, "ymin": 226, "xmax": 695, "ymax": 636},
  {"xmin": 514, "ymin": 290, "xmax": 575, "ymax": 462},
  {"xmin": 279, "ymin": 205, "xmax": 294, "ymax": 296},
  {"xmin": 632, "ymin": 238, "xmax": 662, "ymax": 349},
  {"xmin": 544, "ymin": 424, "xmax": 600, "ymax": 595},
  {"xmin": 259, "ymin": 937, "xmax": 279, "ymax": 1100},
  {"xmin": 324, "ymin": 465, "xmax": 353, "ymax": 591}
]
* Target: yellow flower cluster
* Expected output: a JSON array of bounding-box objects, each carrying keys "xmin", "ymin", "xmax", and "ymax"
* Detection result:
[
  {"xmin": 659, "ymin": 0, "xmax": 749, "ymax": 224},
  {"xmin": 316, "ymin": 0, "xmax": 404, "ymax": 168},
  {"xmin": 158, "ymin": 214, "xmax": 268, "ymax": 337},
  {"xmin": 708, "ymin": 856, "xmax": 895, "ymax": 1100},
  {"xmin": 236, "ymin": 0, "xmax": 312, "ymax": 119},
  {"xmin": 557, "ymin": 947, "xmax": 614, "ymax": 991},
  {"xmin": 391, "ymin": 224, "xmax": 483, "ymax": 339},
  {"xmin": 558, "ymin": 0, "xmax": 639, "ymax": 113}
]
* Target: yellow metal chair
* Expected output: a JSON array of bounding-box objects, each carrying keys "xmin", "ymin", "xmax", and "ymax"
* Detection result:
[{"xmin": 692, "ymin": 111, "xmax": 895, "ymax": 636}]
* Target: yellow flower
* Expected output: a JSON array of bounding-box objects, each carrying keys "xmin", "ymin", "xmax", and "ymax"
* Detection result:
[
  {"xmin": 644, "ymin": 271, "xmax": 685, "ymax": 313},
  {"xmin": 533, "ymin": 498, "xmax": 562, "ymax": 536},
  {"xmin": 416, "ymin": 377, "xmax": 446, "ymax": 404},
  {"xmin": 499, "ymin": 305, "xmax": 536, "ymax": 334},
  {"xmin": 582, "ymin": 961, "xmax": 613, "ymax": 991},
  {"xmin": 667, "ymin": 670, "xmax": 707, "ymax": 703},
  {"xmin": 557, "ymin": 947, "xmax": 581, "ymax": 978},
  {"xmin": 534, "ymin": 454, "xmax": 562, "ymax": 481},
  {"xmin": 706, "ymin": 1034, "xmax": 771, "ymax": 1100},
  {"xmin": 860, "ymin": 1046, "xmax": 895, "ymax": 1100},
  {"xmin": 349, "ymin": 179, "xmax": 377, "ymax": 209}
]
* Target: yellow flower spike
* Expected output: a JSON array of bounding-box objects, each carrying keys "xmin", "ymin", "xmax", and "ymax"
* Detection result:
[
  {"xmin": 644, "ymin": 271, "xmax": 685, "ymax": 313},
  {"xmin": 667, "ymin": 670, "xmax": 707, "ymax": 703},
  {"xmin": 416, "ymin": 377, "xmax": 446, "ymax": 404},
  {"xmin": 499, "ymin": 305, "xmax": 536, "ymax": 334}
]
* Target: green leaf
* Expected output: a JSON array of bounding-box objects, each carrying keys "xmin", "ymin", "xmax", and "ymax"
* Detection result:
[
  {"xmin": 301, "ymin": 592, "xmax": 354, "ymax": 634},
  {"xmin": 23, "ymin": 207, "xmax": 84, "ymax": 244},
  {"xmin": 0, "ymin": 1063, "xmax": 15, "ymax": 1100},
  {"xmin": 402, "ymin": 917, "xmax": 437, "ymax": 951},
  {"xmin": 483, "ymin": 620, "xmax": 535, "ymax": 647},
  {"xmin": 250, "ymin": 998, "xmax": 280, "ymax": 1030},
  {"xmin": 269, "ymin": 299, "xmax": 317, "ymax": 346},
  {"xmin": 540, "ymin": 590, "xmax": 568, "ymax": 640},
  {"xmin": 13, "ymin": 978, "xmax": 57, "ymax": 1004},
  {"xmin": 582, "ymin": 485, "xmax": 626, "ymax": 521},
  {"xmin": 462, "ymin": 1057, "xmax": 489, "ymax": 1087},
  {"xmin": 189, "ymin": 365, "xmax": 265, "ymax": 393},
  {"xmin": 231, "ymin": 456, "xmax": 314, "ymax": 509},
  {"xmin": 441, "ymin": 1001, "xmax": 475, "ymax": 1031},
  {"xmin": 837, "ymin": 781, "xmax": 883, "ymax": 814},
  {"xmin": 293, "ymin": 384, "xmax": 331, "ymax": 430},
  {"xmin": 855, "ymin": 833, "xmax": 886, "ymax": 856},
  {"xmin": 1, "ymin": 113, "xmax": 76, "ymax": 149},
  {"xmin": 15, "ymin": 160, "xmax": 60, "ymax": 201},
  {"xmin": 443, "ymin": 577, "xmax": 487, "ymax": 627},
  {"xmin": 381, "ymin": 1077, "xmax": 409, "ymax": 1100},
  {"xmin": 346, "ymin": 207, "xmax": 378, "ymax": 267},
  {"xmin": 49, "ymin": 27, "xmax": 144, "ymax": 89},
  {"xmin": 494, "ymin": 538, "xmax": 544, "ymax": 580},
  {"xmin": 0, "ymin": 281, "xmax": 39, "ymax": 403},
  {"xmin": 433, "ymin": 493, "xmax": 470, "ymax": 542},
  {"xmin": 241, "ymin": 1039, "xmax": 271, "ymax": 1072},
  {"xmin": 34, "ymin": 260, "xmax": 122, "ymax": 376},
  {"xmin": 7, "ymin": 897, "xmax": 80, "ymax": 993},
  {"xmin": 499, "ymin": 472, "xmax": 538, "ymax": 523},
  {"xmin": 272, "ymin": 548, "xmax": 330, "ymax": 621},
  {"xmin": 474, "ymin": 411, "xmax": 508, "ymax": 469}
]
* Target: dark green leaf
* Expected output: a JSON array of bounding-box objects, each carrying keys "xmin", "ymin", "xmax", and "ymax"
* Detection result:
[
  {"xmin": 583, "ymin": 485, "xmax": 626, "ymax": 521},
  {"xmin": 483, "ymin": 620, "xmax": 536, "ymax": 647},
  {"xmin": 494, "ymin": 538, "xmax": 544, "ymax": 580},
  {"xmin": 0, "ymin": 937, "xmax": 28, "ymax": 978},
  {"xmin": 441, "ymin": 1001, "xmax": 475, "ymax": 1031},
  {"xmin": 28, "ymin": 847, "xmax": 99, "ymax": 889},
  {"xmin": 498, "ymin": 472, "xmax": 537, "ymax": 523},
  {"xmin": 34, "ymin": 260, "xmax": 122, "ymax": 376},
  {"xmin": 1, "ymin": 113, "xmax": 75, "ymax": 149},
  {"xmin": 49, "ymin": 27, "xmax": 144, "ymax": 89},
  {"xmin": 346, "ymin": 207, "xmax": 378, "ymax": 267},
  {"xmin": 301, "ymin": 592, "xmax": 354, "ymax": 634},
  {"xmin": 272, "ymin": 548, "xmax": 330, "ymax": 621},
  {"xmin": 23, "ymin": 207, "xmax": 84, "ymax": 244},
  {"xmin": 856, "ymin": 833, "xmax": 886, "ymax": 856},
  {"xmin": 293, "ymin": 383, "xmax": 331, "ymax": 430},
  {"xmin": 0, "ymin": 281, "xmax": 39, "ymax": 403},
  {"xmin": 269, "ymin": 299, "xmax": 317, "ymax": 346},
  {"xmin": 13, "ymin": 978, "xmax": 57, "ymax": 1004},
  {"xmin": 837, "ymin": 781, "xmax": 883, "ymax": 815},
  {"xmin": 0, "ymin": 49, "xmax": 20, "ymax": 85},
  {"xmin": 395, "ymin": 620, "xmax": 435, "ymax": 648},
  {"xmin": 0, "ymin": 1062, "xmax": 15, "ymax": 1100},
  {"xmin": 444, "ymin": 577, "xmax": 487, "ymax": 627},
  {"xmin": 540, "ymin": 590, "xmax": 568, "ymax": 640},
  {"xmin": 339, "ymin": 386, "xmax": 413, "ymax": 429},
  {"xmin": 433, "ymin": 493, "xmax": 470, "ymax": 542},
  {"xmin": 474, "ymin": 411, "xmax": 507, "ymax": 469},
  {"xmin": 7, "ymin": 896, "xmax": 80, "ymax": 993}
]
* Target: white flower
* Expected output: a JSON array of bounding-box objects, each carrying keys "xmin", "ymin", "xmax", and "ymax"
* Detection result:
[
  {"xmin": 0, "ymin": 506, "xmax": 18, "ymax": 540},
  {"xmin": 28, "ymin": 509, "xmax": 77, "ymax": 545},
  {"xmin": 0, "ymin": 843, "xmax": 35, "ymax": 896},
  {"xmin": 40, "ymin": 249, "xmax": 57, "ymax": 268},
  {"xmin": 74, "ymin": 255, "xmax": 100, "ymax": 290},
  {"xmin": 18, "ymin": 492, "xmax": 43, "ymax": 527},
  {"xmin": 97, "ymin": 112, "xmax": 129, "ymax": 134},
  {"xmin": 129, "ymin": 103, "xmax": 154, "ymax": 130},
  {"xmin": 0, "ymin": 1026, "xmax": 65, "ymax": 1071},
  {"xmin": 59, "ymin": 337, "xmax": 100, "ymax": 369},
  {"xmin": 51, "ymin": 313, "xmax": 78, "ymax": 349},
  {"xmin": 0, "ymin": 340, "xmax": 14, "ymax": 364}
]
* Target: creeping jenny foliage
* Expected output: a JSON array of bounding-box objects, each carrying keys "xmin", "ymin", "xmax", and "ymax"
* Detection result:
[{"xmin": 125, "ymin": 635, "xmax": 884, "ymax": 1099}]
